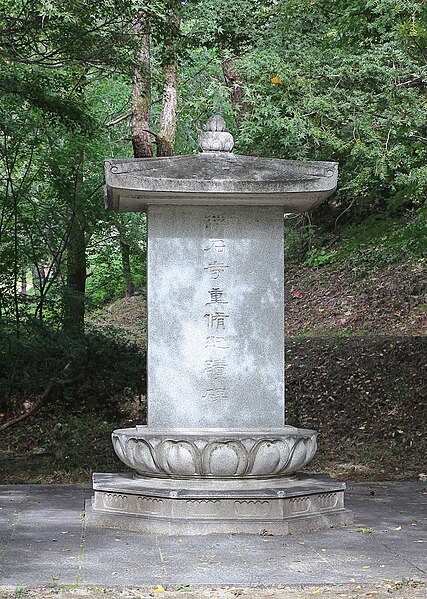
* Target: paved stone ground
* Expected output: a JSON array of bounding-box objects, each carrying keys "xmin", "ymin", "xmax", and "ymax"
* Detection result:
[{"xmin": 0, "ymin": 481, "xmax": 425, "ymax": 596}]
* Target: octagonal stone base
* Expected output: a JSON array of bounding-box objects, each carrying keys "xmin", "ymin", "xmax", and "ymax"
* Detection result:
[{"xmin": 87, "ymin": 473, "xmax": 353, "ymax": 535}]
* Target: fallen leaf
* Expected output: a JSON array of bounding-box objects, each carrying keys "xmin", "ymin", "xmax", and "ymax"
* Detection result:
[
  {"xmin": 357, "ymin": 527, "xmax": 374, "ymax": 534},
  {"xmin": 312, "ymin": 590, "xmax": 321, "ymax": 595},
  {"xmin": 153, "ymin": 585, "xmax": 165, "ymax": 594},
  {"xmin": 362, "ymin": 565, "xmax": 371, "ymax": 569},
  {"xmin": 271, "ymin": 76, "xmax": 283, "ymax": 84},
  {"xmin": 394, "ymin": 526, "xmax": 401, "ymax": 531}
]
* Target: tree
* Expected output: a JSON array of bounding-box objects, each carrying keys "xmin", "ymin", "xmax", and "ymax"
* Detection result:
[{"xmin": 0, "ymin": 1, "xmax": 171, "ymax": 327}]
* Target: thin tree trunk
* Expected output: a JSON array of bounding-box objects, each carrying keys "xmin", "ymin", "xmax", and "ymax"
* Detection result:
[
  {"xmin": 222, "ymin": 55, "xmax": 247, "ymax": 127},
  {"xmin": 157, "ymin": 62, "xmax": 178, "ymax": 157},
  {"xmin": 63, "ymin": 212, "xmax": 86, "ymax": 334},
  {"xmin": 12, "ymin": 183, "xmax": 20, "ymax": 336},
  {"xmin": 131, "ymin": 12, "xmax": 153, "ymax": 158},
  {"xmin": 20, "ymin": 269, "xmax": 27, "ymax": 294},
  {"xmin": 32, "ymin": 264, "xmax": 45, "ymax": 290},
  {"xmin": 63, "ymin": 150, "xmax": 86, "ymax": 335},
  {"xmin": 120, "ymin": 240, "xmax": 135, "ymax": 298}
]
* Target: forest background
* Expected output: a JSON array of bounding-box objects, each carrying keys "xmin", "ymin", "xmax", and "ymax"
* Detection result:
[{"xmin": 0, "ymin": 0, "xmax": 426, "ymax": 482}]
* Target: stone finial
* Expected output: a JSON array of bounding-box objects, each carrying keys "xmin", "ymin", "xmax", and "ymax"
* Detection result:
[{"xmin": 198, "ymin": 112, "xmax": 234, "ymax": 153}]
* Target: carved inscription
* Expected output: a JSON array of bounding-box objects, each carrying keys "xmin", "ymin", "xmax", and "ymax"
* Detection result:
[
  {"xmin": 204, "ymin": 261, "xmax": 229, "ymax": 279},
  {"xmin": 204, "ymin": 239, "xmax": 226, "ymax": 253},
  {"xmin": 204, "ymin": 359, "xmax": 228, "ymax": 378},
  {"xmin": 205, "ymin": 336, "xmax": 229, "ymax": 350},
  {"xmin": 204, "ymin": 214, "xmax": 225, "ymax": 234},
  {"xmin": 204, "ymin": 311, "xmax": 229, "ymax": 329},
  {"xmin": 202, "ymin": 213, "xmax": 231, "ymax": 401},
  {"xmin": 202, "ymin": 388, "xmax": 228, "ymax": 401},
  {"xmin": 205, "ymin": 288, "xmax": 228, "ymax": 306}
]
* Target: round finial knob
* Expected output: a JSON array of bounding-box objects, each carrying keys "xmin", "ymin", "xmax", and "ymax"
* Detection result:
[
  {"xmin": 198, "ymin": 112, "xmax": 234, "ymax": 153},
  {"xmin": 205, "ymin": 112, "xmax": 227, "ymax": 132}
]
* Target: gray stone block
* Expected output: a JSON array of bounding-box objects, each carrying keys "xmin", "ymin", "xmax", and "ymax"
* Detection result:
[
  {"xmin": 147, "ymin": 205, "xmax": 284, "ymax": 428},
  {"xmin": 87, "ymin": 473, "xmax": 353, "ymax": 535}
]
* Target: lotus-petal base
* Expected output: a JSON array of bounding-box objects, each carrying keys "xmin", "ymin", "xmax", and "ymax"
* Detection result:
[{"xmin": 112, "ymin": 426, "xmax": 317, "ymax": 479}]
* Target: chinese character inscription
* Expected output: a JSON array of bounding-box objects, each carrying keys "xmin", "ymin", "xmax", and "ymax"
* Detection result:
[{"xmin": 202, "ymin": 214, "xmax": 231, "ymax": 401}]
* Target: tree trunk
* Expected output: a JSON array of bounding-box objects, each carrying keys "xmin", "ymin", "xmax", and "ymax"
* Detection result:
[
  {"xmin": 32, "ymin": 264, "xmax": 45, "ymax": 290},
  {"xmin": 20, "ymin": 269, "xmax": 27, "ymax": 294},
  {"xmin": 120, "ymin": 240, "xmax": 135, "ymax": 298},
  {"xmin": 131, "ymin": 11, "xmax": 153, "ymax": 159},
  {"xmin": 222, "ymin": 55, "xmax": 247, "ymax": 127},
  {"xmin": 157, "ymin": 62, "xmax": 178, "ymax": 157},
  {"xmin": 63, "ymin": 151, "xmax": 86, "ymax": 335}
]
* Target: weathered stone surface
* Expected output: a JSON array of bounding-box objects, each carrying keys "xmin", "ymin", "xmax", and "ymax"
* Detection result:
[
  {"xmin": 88, "ymin": 473, "xmax": 353, "ymax": 535},
  {"xmin": 104, "ymin": 153, "xmax": 338, "ymax": 211},
  {"xmin": 147, "ymin": 205, "xmax": 284, "ymax": 428},
  {"xmin": 112, "ymin": 427, "xmax": 317, "ymax": 478}
]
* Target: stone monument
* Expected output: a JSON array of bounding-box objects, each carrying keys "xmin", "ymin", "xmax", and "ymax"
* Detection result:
[{"xmin": 87, "ymin": 113, "xmax": 353, "ymax": 534}]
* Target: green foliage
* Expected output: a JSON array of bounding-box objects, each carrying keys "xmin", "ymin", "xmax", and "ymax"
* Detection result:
[
  {"xmin": 0, "ymin": 319, "xmax": 146, "ymax": 416},
  {"xmin": 335, "ymin": 210, "xmax": 427, "ymax": 268},
  {"xmin": 87, "ymin": 247, "xmax": 146, "ymax": 306},
  {"xmin": 86, "ymin": 212, "xmax": 147, "ymax": 306},
  {"xmin": 233, "ymin": 0, "xmax": 427, "ymax": 215},
  {"xmin": 305, "ymin": 248, "xmax": 335, "ymax": 268}
]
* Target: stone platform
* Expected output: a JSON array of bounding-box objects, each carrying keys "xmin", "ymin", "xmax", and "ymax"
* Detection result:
[{"xmin": 87, "ymin": 473, "xmax": 353, "ymax": 535}]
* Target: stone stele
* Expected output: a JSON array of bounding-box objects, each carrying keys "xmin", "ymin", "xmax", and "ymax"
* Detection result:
[{"xmin": 87, "ymin": 113, "xmax": 353, "ymax": 534}]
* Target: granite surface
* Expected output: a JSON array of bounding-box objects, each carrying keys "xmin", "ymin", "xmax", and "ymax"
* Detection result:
[{"xmin": 147, "ymin": 205, "xmax": 284, "ymax": 428}]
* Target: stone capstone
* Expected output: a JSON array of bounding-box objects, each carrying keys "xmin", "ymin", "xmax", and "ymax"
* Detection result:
[{"xmin": 104, "ymin": 153, "xmax": 338, "ymax": 211}]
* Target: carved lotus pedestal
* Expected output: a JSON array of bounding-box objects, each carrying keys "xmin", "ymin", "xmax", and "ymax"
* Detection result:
[{"xmin": 87, "ymin": 427, "xmax": 353, "ymax": 535}]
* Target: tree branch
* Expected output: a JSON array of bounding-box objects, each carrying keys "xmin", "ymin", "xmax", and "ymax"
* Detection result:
[
  {"xmin": 0, "ymin": 362, "xmax": 79, "ymax": 433},
  {"xmin": 106, "ymin": 111, "xmax": 132, "ymax": 127}
]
